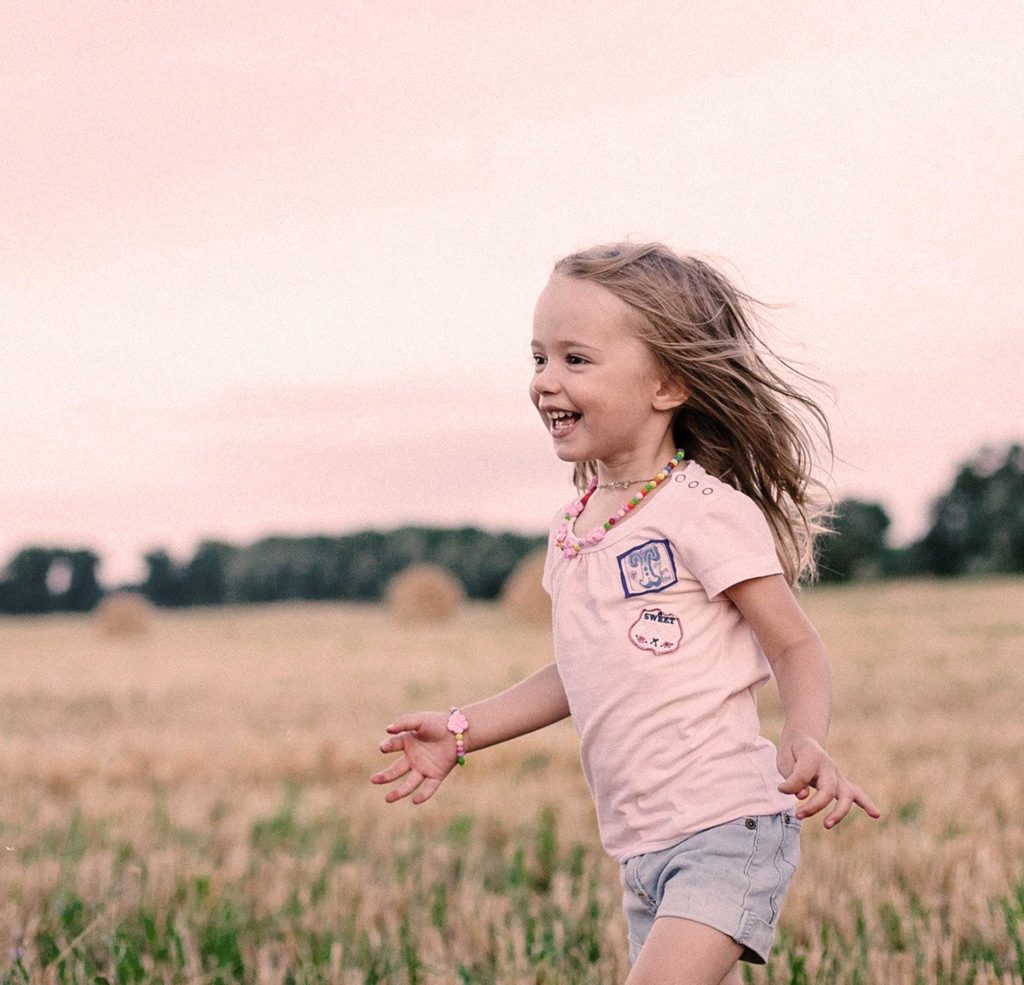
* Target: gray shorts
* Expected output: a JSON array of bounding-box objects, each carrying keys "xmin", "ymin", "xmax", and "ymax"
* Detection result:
[{"xmin": 619, "ymin": 809, "xmax": 802, "ymax": 965}]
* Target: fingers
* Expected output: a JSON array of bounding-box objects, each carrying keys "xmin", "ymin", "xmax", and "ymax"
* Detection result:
[
  {"xmin": 412, "ymin": 777, "xmax": 442, "ymax": 805},
  {"xmin": 385, "ymin": 769, "xmax": 425, "ymax": 804},
  {"xmin": 370, "ymin": 761, "xmax": 443, "ymax": 806},
  {"xmin": 369, "ymin": 755, "xmax": 411, "ymax": 786},
  {"xmin": 777, "ymin": 763, "xmax": 817, "ymax": 796},
  {"xmin": 777, "ymin": 739, "xmax": 882, "ymax": 828},
  {"xmin": 378, "ymin": 733, "xmax": 407, "ymax": 755},
  {"xmin": 823, "ymin": 785, "xmax": 855, "ymax": 829},
  {"xmin": 793, "ymin": 762, "xmax": 840, "ymax": 819},
  {"xmin": 807, "ymin": 778, "xmax": 883, "ymax": 829},
  {"xmin": 795, "ymin": 778, "xmax": 838, "ymax": 819},
  {"xmin": 795, "ymin": 791, "xmax": 832, "ymax": 820},
  {"xmin": 853, "ymin": 785, "xmax": 882, "ymax": 819},
  {"xmin": 780, "ymin": 769, "xmax": 812, "ymax": 801}
]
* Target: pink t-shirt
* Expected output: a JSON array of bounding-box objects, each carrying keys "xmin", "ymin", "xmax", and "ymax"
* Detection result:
[{"xmin": 542, "ymin": 459, "xmax": 797, "ymax": 863}]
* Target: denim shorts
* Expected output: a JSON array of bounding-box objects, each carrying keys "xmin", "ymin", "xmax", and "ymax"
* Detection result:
[{"xmin": 619, "ymin": 809, "xmax": 802, "ymax": 965}]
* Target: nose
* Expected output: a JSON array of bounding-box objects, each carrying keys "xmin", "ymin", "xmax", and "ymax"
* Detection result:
[{"xmin": 531, "ymin": 362, "xmax": 559, "ymax": 399}]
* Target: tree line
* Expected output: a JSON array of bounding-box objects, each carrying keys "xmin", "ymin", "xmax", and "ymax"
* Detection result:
[
  {"xmin": 2, "ymin": 443, "xmax": 1021, "ymax": 614},
  {"xmin": 0, "ymin": 528, "xmax": 545, "ymax": 614},
  {"xmin": 814, "ymin": 443, "xmax": 1024, "ymax": 582}
]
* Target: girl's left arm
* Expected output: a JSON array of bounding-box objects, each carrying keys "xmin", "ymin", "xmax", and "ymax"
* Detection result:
[{"xmin": 725, "ymin": 574, "xmax": 882, "ymax": 830}]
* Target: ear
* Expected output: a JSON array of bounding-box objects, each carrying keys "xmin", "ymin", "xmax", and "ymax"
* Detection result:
[{"xmin": 652, "ymin": 374, "xmax": 690, "ymax": 412}]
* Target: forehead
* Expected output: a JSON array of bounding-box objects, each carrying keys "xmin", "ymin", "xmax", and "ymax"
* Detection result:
[{"xmin": 532, "ymin": 274, "xmax": 639, "ymax": 346}]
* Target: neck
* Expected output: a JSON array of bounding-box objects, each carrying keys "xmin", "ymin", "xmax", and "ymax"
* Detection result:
[{"xmin": 595, "ymin": 441, "xmax": 682, "ymax": 487}]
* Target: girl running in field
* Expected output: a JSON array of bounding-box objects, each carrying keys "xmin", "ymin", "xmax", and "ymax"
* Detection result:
[{"xmin": 371, "ymin": 242, "xmax": 881, "ymax": 985}]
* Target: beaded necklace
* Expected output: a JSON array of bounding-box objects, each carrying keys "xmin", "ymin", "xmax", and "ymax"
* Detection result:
[{"xmin": 555, "ymin": 449, "xmax": 685, "ymax": 558}]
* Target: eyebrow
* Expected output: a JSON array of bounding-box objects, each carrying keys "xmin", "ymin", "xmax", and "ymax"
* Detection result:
[{"xmin": 530, "ymin": 339, "xmax": 600, "ymax": 351}]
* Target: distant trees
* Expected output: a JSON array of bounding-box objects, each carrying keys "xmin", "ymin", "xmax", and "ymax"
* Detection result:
[
  {"xmin": 141, "ymin": 550, "xmax": 187, "ymax": 607},
  {"xmin": 130, "ymin": 528, "xmax": 545, "ymax": 608},
  {"xmin": 816, "ymin": 499, "xmax": 891, "ymax": 582},
  {"xmin": 0, "ymin": 547, "xmax": 102, "ymax": 614},
  {"xmin": 139, "ymin": 541, "xmax": 236, "ymax": 607},
  {"xmin": 0, "ymin": 528, "xmax": 544, "ymax": 615},
  {"xmin": 1, "ymin": 443, "xmax": 1021, "ymax": 613},
  {"xmin": 224, "ymin": 528, "xmax": 543, "ymax": 604},
  {"xmin": 818, "ymin": 443, "xmax": 1024, "ymax": 582},
  {"xmin": 917, "ymin": 443, "xmax": 1024, "ymax": 576}
]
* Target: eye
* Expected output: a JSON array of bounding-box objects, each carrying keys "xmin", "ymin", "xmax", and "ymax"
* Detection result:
[
  {"xmin": 532, "ymin": 353, "xmax": 546, "ymax": 368},
  {"xmin": 566, "ymin": 354, "xmax": 588, "ymax": 366}
]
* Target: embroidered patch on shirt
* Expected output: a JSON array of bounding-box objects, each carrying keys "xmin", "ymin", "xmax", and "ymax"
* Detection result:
[
  {"xmin": 617, "ymin": 538, "xmax": 678, "ymax": 597},
  {"xmin": 628, "ymin": 607, "xmax": 683, "ymax": 653}
]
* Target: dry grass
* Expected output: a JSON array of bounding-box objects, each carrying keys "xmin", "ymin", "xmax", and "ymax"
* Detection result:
[
  {"xmin": 385, "ymin": 563, "xmax": 466, "ymax": 624},
  {"xmin": 0, "ymin": 578, "xmax": 1021, "ymax": 983}
]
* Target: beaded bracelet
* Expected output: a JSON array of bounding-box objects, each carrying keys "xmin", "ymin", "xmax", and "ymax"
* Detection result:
[{"xmin": 447, "ymin": 707, "xmax": 469, "ymax": 766}]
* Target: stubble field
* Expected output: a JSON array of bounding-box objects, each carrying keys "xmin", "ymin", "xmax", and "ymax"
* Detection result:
[{"xmin": 1, "ymin": 578, "xmax": 1022, "ymax": 984}]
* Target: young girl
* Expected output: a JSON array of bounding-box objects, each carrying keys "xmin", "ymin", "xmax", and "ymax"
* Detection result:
[{"xmin": 371, "ymin": 242, "xmax": 881, "ymax": 985}]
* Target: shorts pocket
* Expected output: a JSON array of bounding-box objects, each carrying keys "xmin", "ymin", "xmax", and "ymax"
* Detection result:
[
  {"xmin": 769, "ymin": 819, "xmax": 801, "ymax": 923},
  {"xmin": 625, "ymin": 854, "xmax": 658, "ymax": 913},
  {"xmin": 782, "ymin": 819, "xmax": 801, "ymax": 865}
]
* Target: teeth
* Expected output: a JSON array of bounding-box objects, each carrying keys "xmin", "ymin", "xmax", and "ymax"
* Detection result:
[{"xmin": 548, "ymin": 410, "xmax": 580, "ymax": 436}]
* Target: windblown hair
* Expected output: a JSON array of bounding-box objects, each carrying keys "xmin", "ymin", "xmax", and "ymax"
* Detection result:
[{"xmin": 552, "ymin": 241, "xmax": 834, "ymax": 585}]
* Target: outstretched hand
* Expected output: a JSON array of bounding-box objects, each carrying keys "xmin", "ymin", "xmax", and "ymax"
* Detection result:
[
  {"xmin": 370, "ymin": 711, "xmax": 458, "ymax": 805},
  {"xmin": 777, "ymin": 732, "xmax": 881, "ymax": 829}
]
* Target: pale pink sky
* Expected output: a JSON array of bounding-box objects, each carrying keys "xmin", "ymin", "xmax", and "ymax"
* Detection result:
[{"xmin": 3, "ymin": 3, "xmax": 1022, "ymax": 586}]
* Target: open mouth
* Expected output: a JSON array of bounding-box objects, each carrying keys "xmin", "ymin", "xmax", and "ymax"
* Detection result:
[{"xmin": 547, "ymin": 409, "xmax": 581, "ymax": 438}]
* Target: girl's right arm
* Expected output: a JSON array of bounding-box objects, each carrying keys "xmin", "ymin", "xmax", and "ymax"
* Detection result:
[{"xmin": 370, "ymin": 661, "xmax": 570, "ymax": 805}]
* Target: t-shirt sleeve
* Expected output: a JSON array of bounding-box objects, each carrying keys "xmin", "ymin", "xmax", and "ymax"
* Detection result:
[{"xmin": 681, "ymin": 489, "xmax": 784, "ymax": 602}]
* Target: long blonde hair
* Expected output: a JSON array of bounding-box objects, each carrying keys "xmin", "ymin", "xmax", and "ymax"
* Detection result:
[{"xmin": 552, "ymin": 241, "xmax": 834, "ymax": 585}]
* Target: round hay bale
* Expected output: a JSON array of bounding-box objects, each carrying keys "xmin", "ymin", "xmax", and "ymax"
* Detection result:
[
  {"xmin": 385, "ymin": 564, "xmax": 465, "ymax": 623},
  {"xmin": 501, "ymin": 550, "xmax": 550, "ymax": 625},
  {"xmin": 95, "ymin": 591, "xmax": 155, "ymax": 638}
]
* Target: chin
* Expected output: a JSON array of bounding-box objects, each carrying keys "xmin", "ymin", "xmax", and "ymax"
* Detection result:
[{"xmin": 552, "ymin": 444, "xmax": 590, "ymax": 464}]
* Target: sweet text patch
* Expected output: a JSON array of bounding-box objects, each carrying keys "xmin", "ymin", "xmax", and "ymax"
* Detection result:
[{"xmin": 628, "ymin": 608, "xmax": 683, "ymax": 653}]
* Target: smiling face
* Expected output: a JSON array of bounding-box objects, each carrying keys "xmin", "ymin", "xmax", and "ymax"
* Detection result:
[{"xmin": 530, "ymin": 274, "xmax": 688, "ymax": 475}]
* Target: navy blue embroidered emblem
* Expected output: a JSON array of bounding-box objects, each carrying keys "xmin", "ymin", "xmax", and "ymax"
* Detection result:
[{"xmin": 616, "ymin": 539, "xmax": 678, "ymax": 597}]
